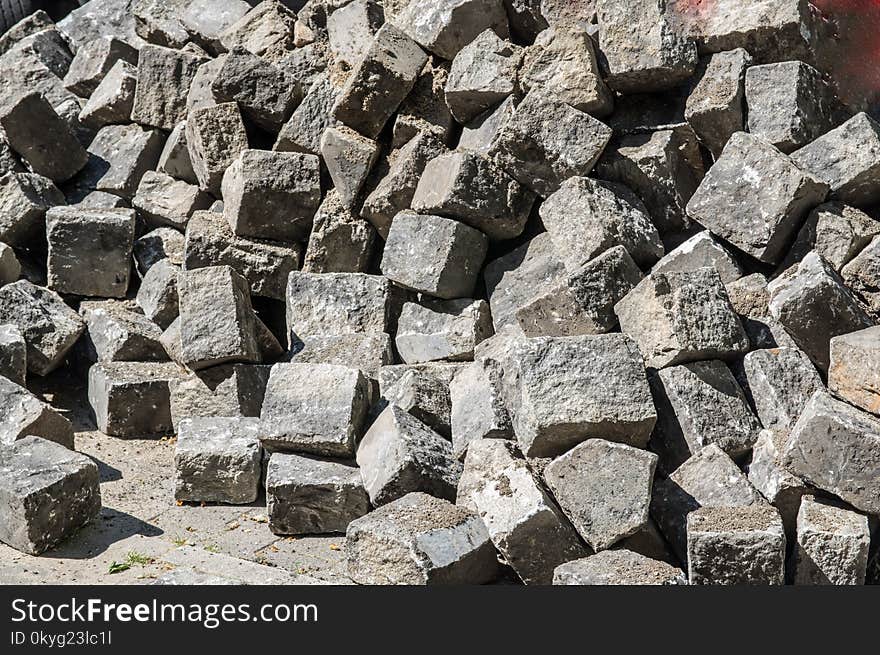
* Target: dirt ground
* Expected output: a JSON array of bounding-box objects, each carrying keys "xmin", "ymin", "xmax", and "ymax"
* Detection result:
[{"xmin": 0, "ymin": 368, "xmax": 351, "ymax": 585}]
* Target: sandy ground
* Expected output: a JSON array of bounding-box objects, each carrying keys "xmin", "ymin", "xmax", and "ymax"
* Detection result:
[{"xmin": 0, "ymin": 368, "xmax": 351, "ymax": 585}]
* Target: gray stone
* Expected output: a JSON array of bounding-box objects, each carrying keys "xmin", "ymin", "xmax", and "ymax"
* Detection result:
[
  {"xmin": 174, "ymin": 417, "xmax": 262, "ymax": 504},
  {"xmin": 134, "ymin": 227, "xmax": 185, "ymax": 275},
  {"xmin": 320, "ymin": 126, "xmax": 379, "ymax": 209},
  {"xmin": 79, "ymin": 123, "xmax": 166, "ymax": 199},
  {"xmin": 514, "ymin": 246, "xmax": 642, "ymax": 338},
  {"xmin": 726, "ymin": 273, "xmax": 800, "ymax": 351},
  {"xmin": 220, "ymin": 0, "xmax": 298, "ymax": 63},
  {"xmin": 0, "ymin": 323, "xmax": 26, "ymax": 385},
  {"xmin": 81, "ymin": 302, "xmax": 167, "ymax": 363},
  {"xmin": 484, "ymin": 232, "xmax": 566, "ymax": 333},
  {"xmin": 540, "ymin": 177, "xmax": 663, "ymax": 271},
  {"xmin": 768, "ymin": 252, "xmax": 874, "ymax": 372},
  {"xmin": 486, "ymin": 88, "xmax": 612, "ymax": 197},
  {"xmin": 794, "ymin": 496, "xmax": 870, "ymax": 586},
  {"xmin": 78, "ymin": 60, "xmax": 138, "ymax": 128},
  {"xmin": 274, "ymin": 74, "xmax": 339, "ymax": 156},
  {"xmin": 186, "ymin": 55, "xmax": 223, "ymax": 113},
  {"xmin": 396, "ymin": 299, "xmax": 493, "ymax": 365},
  {"xmin": 267, "ymin": 453, "xmax": 370, "ymax": 535},
  {"xmin": 178, "ymin": 265, "xmax": 260, "ymax": 370},
  {"xmin": 0, "ymin": 31, "xmax": 77, "ymax": 116},
  {"xmin": 595, "ymin": 128, "xmax": 704, "ymax": 235},
  {"xmin": 222, "ymin": 149, "xmax": 320, "ymax": 243},
  {"xmin": 782, "ymin": 390, "xmax": 880, "ymax": 516},
  {"xmin": 652, "ymin": 444, "xmax": 764, "ymax": 560},
  {"xmin": 411, "ymin": 151, "xmax": 534, "ymax": 242},
  {"xmin": 458, "ymin": 94, "xmax": 518, "ymax": 157},
  {"xmin": 650, "ymin": 361, "xmax": 760, "ymax": 471},
  {"xmin": 842, "ymin": 235, "xmax": 880, "ymax": 316},
  {"xmin": 63, "ymin": 36, "xmax": 138, "ymax": 98},
  {"xmin": 184, "ymin": 210, "xmax": 301, "ymax": 301},
  {"xmin": 783, "ymin": 202, "xmax": 880, "ymax": 273},
  {"xmin": 687, "ymin": 505, "xmax": 786, "ymax": 585},
  {"xmin": 392, "ymin": 0, "xmax": 509, "ymax": 60},
  {"xmin": 449, "ymin": 360, "xmax": 513, "ymax": 460},
  {"xmin": 686, "ymin": 131, "xmax": 829, "ymax": 265},
  {"xmin": 362, "ymin": 135, "xmax": 447, "ymax": 238},
  {"xmin": 553, "ymin": 550, "xmax": 685, "ymax": 586},
  {"xmin": 392, "ymin": 59, "xmax": 454, "ymax": 147},
  {"xmin": 380, "ymin": 211, "xmax": 487, "ymax": 300},
  {"xmin": 0, "ymin": 436, "xmax": 101, "ymax": 555},
  {"xmin": 87, "ymin": 361, "xmax": 182, "ymax": 437},
  {"xmin": 332, "ymin": 23, "xmax": 428, "ymax": 139},
  {"xmin": 46, "ymin": 206, "xmax": 135, "ymax": 298},
  {"xmin": 616, "ymin": 267, "xmax": 750, "ymax": 369},
  {"xmin": 745, "ymin": 61, "xmax": 842, "ymax": 154},
  {"xmin": 0, "ymin": 10, "xmax": 54, "ymax": 57},
  {"xmin": 135, "ymin": 172, "xmax": 211, "ymax": 231},
  {"xmin": 0, "ymin": 242, "xmax": 20, "ymax": 286},
  {"xmin": 131, "ymin": 45, "xmax": 206, "ymax": 131},
  {"xmin": 158, "ymin": 121, "xmax": 198, "ymax": 185},
  {"xmin": 211, "ymin": 47, "xmax": 299, "ymax": 132},
  {"xmin": 445, "ymin": 30, "xmax": 521, "ymax": 125},
  {"xmin": 302, "ymin": 190, "xmax": 375, "ymax": 274},
  {"xmin": 346, "ymin": 492, "xmax": 499, "ymax": 585},
  {"xmin": 651, "ymin": 231, "xmax": 742, "ymax": 284},
  {"xmin": 747, "ymin": 428, "xmax": 808, "ymax": 541},
  {"xmin": 0, "ymin": 173, "xmax": 65, "ymax": 248},
  {"xmin": 791, "ymin": 113, "xmax": 880, "ymax": 207},
  {"xmin": 132, "ymin": 0, "xmax": 190, "ymax": 49},
  {"xmin": 0, "ymin": 280, "xmax": 85, "ymax": 376},
  {"xmin": 260, "ymin": 362, "xmax": 371, "ymax": 457},
  {"xmin": 77, "ymin": 190, "xmax": 129, "ymax": 210},
  {"xmin": 503, "ymin": 334, "xmax": 657, "ymax": 457},
  {"xmin": 327, "ymin": 0, "xmax": 385, "ymax": 69},
  {"xmin": 186, "ymin": 102, "xmax": 249, "ymax": 196},
  {"xmin": 597, "ymin": 0, "xmax": 697, "ymax": 93},
  {"xmin": 357, "ymin": 405, "xmax": 462, "ymax": 506},
  {"xmin": 742, "ymin": 347, "xmax": 823, "ymax": 430},
  {"xmin": 291, "ymin": 333, "xmax": 394, "ymax": 378},
  {"xmin": 458, "ymin": 439, "xmax": 587, "ymax": 584},
  {"xmin": 136, "ymin": 259, "xmax": 179, "ymax": 329},
  {"xmin": 286, "ymin": 272, "xmax": 397, "ymax": 339},
  {"xmin": 684, "ymin": 49, "xmax": 751, "ymax": 158},
  {"xmin": 0, "ymin": 376, "xmax": 74, "ymax": 449},
  {"xmin": 544, "ymin": 439, "xmax": 657, "ymax": 551},
  {"xmin": 0, "ymin": 92, "xmax": 88, "ymax": 183},
  {"xmin": 169, "ymin": 364, "xmax": 269, "ymax": 430},
  {"xmin": 377, "ymin": 367, "xmax": 456, "ymax": 439},
  {"xmin": 519, "ymin": 26, "xmax": 612, "ymax": 116},
  {"xmin": 829, "ymin": 327, "xmax": 880, "ymax": 417},
  {"xmin": 181, "ymin": 0, "xmax": 252, "ymax": 54}
]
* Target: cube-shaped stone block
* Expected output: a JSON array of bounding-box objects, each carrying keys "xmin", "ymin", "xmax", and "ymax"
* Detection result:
[
  {"xmin": 829, "ymin": 327, "xmax": 880, "ymax": 416},
  {"xmin": 0, "ymin": 172, "xmax": 65, "ymax": 247},
  {"xmin": 133, "ymin": 170, "xmax": 212, "ymax": 230},
  {"xmin": 742, "ymin": 347, "xmax": 823, "ymax": 430},
  {"xmin": 0, "ymin": 376, "xmax": 74, "ymax": 449},
  {"xmin": 78, "ymin": 60, "xmax": 138, "ymax": 128},
  {"xmin": 395, "ymin": 299, "xmax": 493, "ymax": 364},
  {"xmin": 392, "ymin": 0, "xmax": 509, "ymax": 60},
  {"xmin": 63, "ymin": 36, "xmax": 138, "ymax": 98},
  {"xmin": 553, "ymin": 550, "xmax": 685, "ymax": 586},
  {"xmin": 131, "ymin": 44, "xmax": 206, "ymax": 131},
  {"xmin": 169, "ymin": 363, "xmax": 269, "ymax": 431},
  {"xmin": 449, "ymin": 360, "xmax": 513, "ymax": 460},
  {"xmin": 81, "ymin": 302, "xmax": 167, "ymax": 363},
  {"xmin": 0, "ymin": 323, "xmax": 26, "ymax": 385},
  {"xmin": 793, "ymin": 496, "xmax": 870, "ymax": 586},
  {"xmin": 186, "ymin": 102, "xmax": 249, "ymax": 196},
  {"xmin": 79, "ymin": 123, "xmax": 166, "ymax": 199}
]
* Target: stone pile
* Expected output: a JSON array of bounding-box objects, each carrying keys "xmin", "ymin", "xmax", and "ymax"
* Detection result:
[{"xmin": 0, "ymin": 0, "xmax": 878, "ymax": 584}]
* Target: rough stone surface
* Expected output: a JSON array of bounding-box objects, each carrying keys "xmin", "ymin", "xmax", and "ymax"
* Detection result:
[
  {"xmin": 0, "ymin": 376, "xmax": 74, "ymax": 450},
  {"xmin": 78, "ymin": 60, "xmax": 138, "ymax": 128},
  {"xmin": 747, "ymin": 428, "xmax": 808, "ymax": 541},
  {"xmin": 741, "ymin": 347, "xmax": 823, "ymax": 430},
  {"xmin": 346, "ymin": 492, "xmax": 499, "ymax": 585},
  {"xmin": 0, "ymin": 173, "xmax": 65, "ymax": 248},
  {"xmin": 793, "ymin": 496, "xmax": 870, "ymax": 586},
  {"xmin": 829, "ymin": 326, "xmax": 880, "ymax": 416},
  {"xmin": 650, "ymin": 231, "xmax": 742, "ymax": 284},
  {"xmin": 0, "ymin": 436, "xmax": 101, "ymax": 555},
  {"xmin": 267, "ymin": 453, "xmax": 370, "ymax": 535},
  {"xmin": 553, "ymin": 550, "xmax": 685, "ymax": 586},
  {"xmin": 131, "ymin": 45, "xmax": 206, "ymax": 132},
  {"xmin": 168, "ymin": 364, "xmax": 269, "ymax": 431},
  {"xmin": 0, "ymin": 323, "xmax": 26, "ymax": 385},
  {"xmin": 784, "ymin": 202, "xmax": 880, "ymax": 273},
  {"xmin": 395, "ymin": 299, "xmax": 493, "ymax": 364},
  {"xmin": 186, "ymin": 102, "xmax": 249, "ymax": 196},
  {"xmin": 303, "ymin": 190, "xmax": 375, "ymax": 274},
  {"xmin": 174, "ymin": 417, "xmax": 262, "ymax": 504}
]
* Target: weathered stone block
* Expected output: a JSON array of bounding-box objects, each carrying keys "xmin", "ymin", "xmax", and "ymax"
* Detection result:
[
  {"xmin": 381, "ymin": 211, "xmax": 487, "ymax": 300},
  {"xmin": 186, "ymin": 102, "xmax": 249, "ymax": 196},
  {"xmin": 0, "ymin": 173, "xmax": 65, "ymax": 247},
  {"xmin": 158, "ymin": 121, "xmax": 198, "ymax": 185},
  {"xmin": 87, "ymin": 361, "xmax": 181, "ymax": 437},
  {"xmin": 0, "ymin": 242, "xmax": 20, "ymax": 287},
  {"xmin": 0, "ymin": 280, "xmax": 85, "ymax": 376},
  {"xmin": 134, "ymin": 227, "xmax": 185, "ymax": 275},
  {"xmin": 0, "ymin": 376, "xmax": 74, "ymax": 449},
  {"xmin": 0, "ymin": 323, "xmax": 26, "ymax": 385},
  {"xmin": 392, "ymin": 59, "xmax": 454, "ymax": 147},
  {"xmin": 79, "ymin": 123, "xmax": 166, "ymax": 199},
  {"xmin": 784, "ymin": 202, "xmax": 880, "ymax": 273},
  {"xmin": 0, "ymin": 436, "xmax": 100, "ymax": 555},
  {"xmin": 742, "ymin": 347, "xmax": 823, "ymax": 430},
  {"xmin": 782, "ymin": 390, "xmax": 880, "ymax": 516},
  {"xmin": 327, "ymin": 0, "xmax": 385, "ymax": 69},
  {"xmin": 169, "ymin": 364, "xmax": 269, "ymax": 430},
  {"xmin": 320, "ymin": 125, "xmax": 379, "ymax": 209},
  {"xmin": 267, "ymin": 453, "xmax": 370, "ymax": 535},
  {"xmin": 81, "ymin": 302, "xmax": 167, "ymax": 363},
  {"xmin": 687, "ymin": 505, "xmax": 786, "ymax": 585},
  {"xmin": 260, "ymin": 362, "xmax": 371, "ymax": 457},
  {"xmin": 346, "ymin": 492, "xmax": 499, "ymax": 585},
  {"xmin": 392, "ymin": 0, "xmax": 509, "ymax": 60},
  {"xmin": 174, "ymin": 417, "xmax": 262, "ymax": 504},
  {"xmin": 63, "ymin": 36, "xmax": 137, "ymax": 98},
  {"xmin": 133, "ymin": 171, "xmax": 211, "ymax": 230},
  {"xmin": 136, "ymin": 259, "xmax": 179, "ymax": 329},
  {"xmin": 842, "ymin": 235, "xmax": 880, "ymax": 316},
  {"xmin": 78, "ymin": 60, "xmax": 138, "ymax": 128},
  {"xmin": 829, "ymin": 327, "xmax": 880, "ymax": 416},
  {"xmin": 377, "ymin": 366, "xmax": 458, "ymax": 439},
  {"xmin": 178, "ymin": 265, "xmax": 260, "ymax": 370},
  {"xmin": 131, "ymin": 44, "xmax": 206, "ymax": 131},
  {"xmin": 357, "ymin": 405, "xmax": 462, "ymax": 506},
  {"xmin": 553, "ymin": 550, "xmax": 685, "ymax": 585},
  {"xmin": 503, "ymin": 334, "xmax": 657, "ymax": 457},
  {"xmin": 180, "ymin": 0, "xmax": 252, "ymax": 55},
  {"xmin": 616, "ymin": 268, "xmax": 749, "ymax": 369},
  {"xmin": 747, "ymin": 428, "xmax": 808, "ymax": 541},
  {"xmin": 544, "ymin": 439, "xmax": 657, "ymax": 551},
  {"xmin": 794, "ymin": 496, "xmax": 870, "ymax": 586},
  {"xmin": 458, "ymin": 439, "xmax": 587, "ymax": 584},
  {"xmin": 411, "ymin": 151, "xmax": 535, "ymax": 241},
  {"xmin": 396, "ymin": 299, "xmax": 493, "ymax": 364},
  {"xmin": 291, "ymin": 333, "xmax": 394, "ymax": 378},
  {"xmin": 220, "ymin": 0, "xmax": 298, "ymax": 63},
  {"xmin": 768, "ymin": 252, "xmax": 874, "ymax": 372},
  {"xmin": 687, "ymin": 131, "xmax": 829, "ymax": 264},
  {"xmin": 449, "ymin": 360, "xmax": 513, "ymax": 460},
  {"xmin": 302, "ymin": 190, "xmax": 375, "ymax": 274}
]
